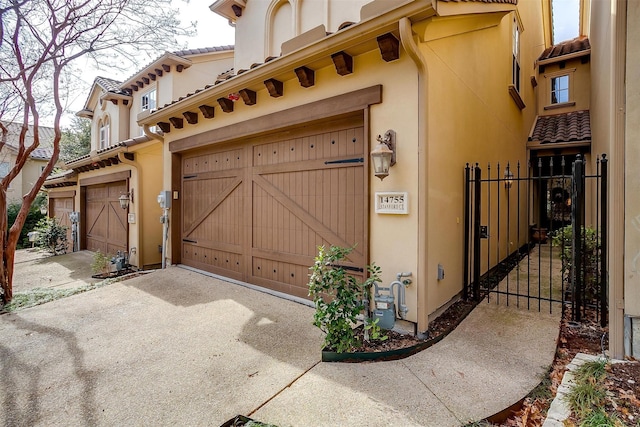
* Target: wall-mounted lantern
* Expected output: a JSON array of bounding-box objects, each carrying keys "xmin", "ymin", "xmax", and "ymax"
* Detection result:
[
  {"xmin": 40, "ymin": 204, "xmax": 48, "ymax": 215},
  {"xmin": 119, "ymin": 189, "xmax": 133, "ymax": 210},
  {"xmin": 370, "ymin": 130, "xmax": 396, "ymax": 181},
  {"xmin": 504, "ymin": 169, "xmax": 514, "ymax": 189}
]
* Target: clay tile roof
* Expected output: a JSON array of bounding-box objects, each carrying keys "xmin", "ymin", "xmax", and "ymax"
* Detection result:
[
  {"xmin": 95, "ymin": 76, "xmax": 126, "ymax": 94},
  {"xmin": 538, "ymin": 36, "xmax": 590, "ymax": 62},
  {"xmin": 30, "ymin": 147, "xmax": 53, "ymax": 160},
  {"xmin": 439, "ymin": 0, "xmax": 518, "ymax": 4},
  {"xmin": 172, "ymin": 45, "xmax": 234, "ymax": 57},
  {"xmin": 529, "ymin": 110, "xmax": 591, "ymax": 144}
]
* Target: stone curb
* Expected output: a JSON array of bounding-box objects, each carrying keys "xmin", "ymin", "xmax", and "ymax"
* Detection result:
[{"xmin": 542, "ymin": 352, "xmax": 612, "ymax": 426}]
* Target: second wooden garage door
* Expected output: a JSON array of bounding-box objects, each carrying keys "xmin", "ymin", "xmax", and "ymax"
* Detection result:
[
  {"xmin": 51, "ymin": 197, "xmax": 74, "ymax": 247},
  {"xmin": 181, "ymin": 117, "xmax": 367, "ymax": 299},
  {"xmin": 85, "ymin": 181, "xmax": 128, "ymax": 255}
]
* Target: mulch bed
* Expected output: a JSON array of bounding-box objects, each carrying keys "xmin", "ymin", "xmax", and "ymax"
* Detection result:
[{"xmin": 344, "ymin": 299, "xmax": 478, "ymax": 354}]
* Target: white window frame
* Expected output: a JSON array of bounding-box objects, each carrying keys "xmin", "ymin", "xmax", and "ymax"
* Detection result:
[
  {"xmin": 543, "ymin": 68, "xmax": 577, "ymax": 110},
  {"xmin": 99, "ymin": 117, "xmax": 110, "ymax": 149},
  {"xmin": 550, "ymin": 75, "xmax": 570, "ymax": 104},
  {"xmin": 141, "ymin": 88, "xmax": 157, "ymax": 112},
  {"xmin": 512, "ymin": 16, "xmax": 521, "ymax": 93}
]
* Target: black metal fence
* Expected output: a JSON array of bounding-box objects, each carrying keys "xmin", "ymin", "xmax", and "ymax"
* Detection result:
[{"xmin": 463, "ymin": 154, "xmax": 608, "ymax": 325}]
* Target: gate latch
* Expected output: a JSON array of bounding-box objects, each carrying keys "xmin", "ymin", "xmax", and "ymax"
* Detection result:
[{"xmin": 480, "ymin": 225, "xmax": 489, "ymax": 239}]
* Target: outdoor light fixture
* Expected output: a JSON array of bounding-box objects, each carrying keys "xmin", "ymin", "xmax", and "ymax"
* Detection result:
[
  {"xmin": 504, "ymin": 169, "xmax": 514, "ymax": 189},
  {"xmin": 119, "ymin": 189, "xmax": 133, "ymax": 210},
  {"xmin": 370, "ymin": 130, "xmax": 396, "ymax": 180},
  {"xmin": 40, "ymin": 205, "xmax": 48, "ymax": 215}
]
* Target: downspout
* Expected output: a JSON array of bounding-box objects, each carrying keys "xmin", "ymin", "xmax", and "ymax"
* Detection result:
[
  {"xmin": 117, "ymin": 151, "xmax": 142, "ymax": 269},
  {"xmin": 142, "ymin": 124, "xmax": 164, "ymax": 143},
  {"xmin": 399, "ymin": 17, "xmax": 430, "ymax": 335}
]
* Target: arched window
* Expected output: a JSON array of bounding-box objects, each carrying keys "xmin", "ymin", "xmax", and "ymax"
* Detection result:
[{"xmin": 99, "ymin": 116, "xmax": 110, "ymax": 149}]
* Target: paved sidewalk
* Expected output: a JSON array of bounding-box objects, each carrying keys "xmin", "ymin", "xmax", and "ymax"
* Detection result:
[{"xmin": 0, "ymin": 252, "xmax": 561, "ymax": 426}]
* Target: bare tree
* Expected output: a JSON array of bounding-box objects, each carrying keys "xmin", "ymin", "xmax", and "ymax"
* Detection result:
[{"xmin": 0, "ymin": 0, "xmax": 195, "ymax": 303}]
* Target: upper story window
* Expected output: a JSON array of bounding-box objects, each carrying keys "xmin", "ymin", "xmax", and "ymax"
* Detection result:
[
  {"xmin": 0, "ymin": 161, "xmax": 10, "ymax": 178},
  {"xmin": 512, "ymin": 17, "xmax": 521, "ymax": 93},
  {"xmin": 99, "ymin": 117, "xmax": 110, "ymax": 149},
  {"xmin": 543, "ymin": 69, "xmax": 576, "ymax": 110},
  {"xmin": 551, "ymin": 75, "xmax": 569, "ymax": 104},
  {"xmin": 141, "ymin": 89, "xmax": 156, "ymax": 111}
]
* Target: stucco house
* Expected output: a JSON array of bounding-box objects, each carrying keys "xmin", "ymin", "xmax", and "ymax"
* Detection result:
[
  {"xmin": 45, "ymin": 47, "xmax": 234, "ymax": 269},
  {"xmin": 134, "ymin": 0, "xmax": 549, "ymax": 335},
  {"xmin": 1, "ymin": 121, "xmax": 54, "ymax": 205}
]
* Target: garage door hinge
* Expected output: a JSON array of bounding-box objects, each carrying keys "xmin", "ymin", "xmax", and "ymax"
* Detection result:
[
  {"xmin": 324, "ymin": 157, "xmax": 364, "ymax": 165},
  {"xmin": 329, "ymin": 264, "xmax": 364, "ymax": 273}
]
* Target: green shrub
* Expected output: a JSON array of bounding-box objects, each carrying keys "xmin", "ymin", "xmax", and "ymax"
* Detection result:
[
  {"xmin": 91, "ymin": 250, "xmax": 111, "ymax": 275},
  {"xmin": 7, "ymin": 192, "xmax": 47, "ymax": 249},
  {"xmin": 33, "ymin": 217, "xmax": 68, "ymax": 255},
  {"xmin": 308, "ymin": 245, "xmax": 382, "ymax": 353},
  {"xmin": 552, "ymin": 225, "xmax": 601, "ymax": 302}
]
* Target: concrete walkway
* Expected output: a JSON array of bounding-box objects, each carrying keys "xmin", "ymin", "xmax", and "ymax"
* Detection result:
[{"xmin": 0, "ymin": 251, "xmax": 560, "ymax": 426}]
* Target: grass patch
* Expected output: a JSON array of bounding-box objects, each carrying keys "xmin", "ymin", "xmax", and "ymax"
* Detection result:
[
  {"xmin": 2, "ymin": 280, "xmax": 114, "ymax": 313},
  {"xmin": 564, "ymin": 359, "xmax": 613, "ymax": 421},
  {"xmin": 580, "ymin": 409, "xmax": 624, "ymax": 427}
]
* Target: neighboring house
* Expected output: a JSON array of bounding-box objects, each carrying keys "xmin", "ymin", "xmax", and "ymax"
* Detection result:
[
  {"xmin": 137, "ymin": 0, "xmax": 547, "ymax": 335},
  {"xmin": 45, "ymin": 47, "xmax": 234, "ymax": 269},
  {"xmin": 0, "ymin": 121, "xmax": 54, "ymax": 205},
  {"xmin": 588, "ymin": 0, "xmax": 639, "ymax": 358}
]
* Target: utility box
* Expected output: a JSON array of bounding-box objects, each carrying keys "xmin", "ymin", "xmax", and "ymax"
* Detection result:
[{"xmin": 373, "ymin": 294, "xmax": 396, "ymax": 330}]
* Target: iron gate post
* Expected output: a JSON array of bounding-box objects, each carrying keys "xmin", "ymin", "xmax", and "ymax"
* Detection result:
[
  {"xmin": 572, "ymin": 155, "xmax": 584, "ymax": 322},
  {"xmin": 600, "ymin": 155, "xmax": 608, "ymax": 326},
  {"xmin": 464, "ymin": 164, "xmax": 471, "ymax": 301},
  {"xmin": 473, "ymin": 165, "xmax": 482, "ymax": 301}
]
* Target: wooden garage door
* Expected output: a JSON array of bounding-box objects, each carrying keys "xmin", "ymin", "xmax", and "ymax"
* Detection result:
[
  {"xmin": 85, "ymin": 181, "xmax": 128, "ymax": 255},
  {"xmin": 181, "ymin": 117, "xmax": 367, "ymax": 299},
  {"xmin": 51, "ymin": 197, "xmax": 73, "ymax": 247}
]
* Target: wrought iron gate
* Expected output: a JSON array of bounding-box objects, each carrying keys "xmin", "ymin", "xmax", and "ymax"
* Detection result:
[{"xmin": 463, "ymin": 154, "xmax": 608, "ymax": 326}]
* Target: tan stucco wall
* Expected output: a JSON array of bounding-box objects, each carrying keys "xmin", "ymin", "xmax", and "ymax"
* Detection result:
[
  {"xmin": 537, "ymin": 58, "xmax": 591, "ymax": 116},
  {"xmin": 232, "ymin": 0, "xmax": 373, "ymax": 71},
  {"xmin": 624, "ymin": 0, "xmax": 640, "ymax": 317},
  {"xmin": 589, "ymin": 0, "xmax": 626, "ymax": 358},
  {"xmin": 419, "ymin": 6, "xmax": 543, "ymax": 315},
  {"xmin": 1, "ymin": 150, "xmax": 48, "ymax": 205}
]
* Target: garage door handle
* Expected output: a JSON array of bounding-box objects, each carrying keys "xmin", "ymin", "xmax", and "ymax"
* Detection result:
[
  {"xmin": 184, "ymin": 175, "xmax": 198, "ymax": 180},
  {"xmin": 329, "ymin": 264, "xmax": 364, "ymax": 273},
  {"xmin": 183, "ymin": 238, "xmax": 198, "ymax": 243},
  {"xmin": 324, "ymin": 157, "xmax": 364, "ymax": 165}
]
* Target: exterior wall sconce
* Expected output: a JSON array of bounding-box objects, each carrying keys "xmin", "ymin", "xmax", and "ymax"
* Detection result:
[
  {"xmin": 370, "ymin": 130, "xmax": 396, "ymax": 181},
  {"xmin": 119, "ymin": 189, "xmax": 133, "ymax": 210},
  {"xmin": 504, "ymin": 169, "xmax": 514, "ymax": 189},
  {"xmin": 40, "ymin": 205, "xmax": 48, "ymax": 215}
]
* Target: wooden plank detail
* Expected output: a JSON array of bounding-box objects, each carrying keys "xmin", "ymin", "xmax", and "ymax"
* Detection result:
[{"xmin": 183, "ymin": 176, "xmax": 243, "ymax": 238}]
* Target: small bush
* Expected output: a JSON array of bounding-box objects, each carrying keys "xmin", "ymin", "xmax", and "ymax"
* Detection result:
[
  {"xmin": 308, "ymin": 245, "xmax": 382, "ymax": 353},
  {"xmin": 33, "ymin": 217, "xmax": 68, "ymax": 255},
  {"xmin": 552, "ymin": 225, "xmax": 601, "ymax": 302},
  {"xmin": 91, "ymin": 250, "xmax": 111, "ymax": 275}
]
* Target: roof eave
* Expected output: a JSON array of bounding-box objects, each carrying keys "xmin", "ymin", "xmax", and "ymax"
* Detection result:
[
  {"xmin": 120, "ymin": 53, "xmax": 193, "ymax": 89},
  {"xmin": 536, "ymin": 48, "xmax": 591, "ymax": 66}
]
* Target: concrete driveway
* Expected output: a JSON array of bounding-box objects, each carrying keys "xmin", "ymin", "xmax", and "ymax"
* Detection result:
[{"xmin": 1, "ymin": 251, "xmax": 560, "ymax": 426}]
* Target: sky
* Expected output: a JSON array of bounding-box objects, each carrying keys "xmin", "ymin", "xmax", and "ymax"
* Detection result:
[{"xmin": 552, "ymin": 0, "xmax": 580, "ymax": 43}]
